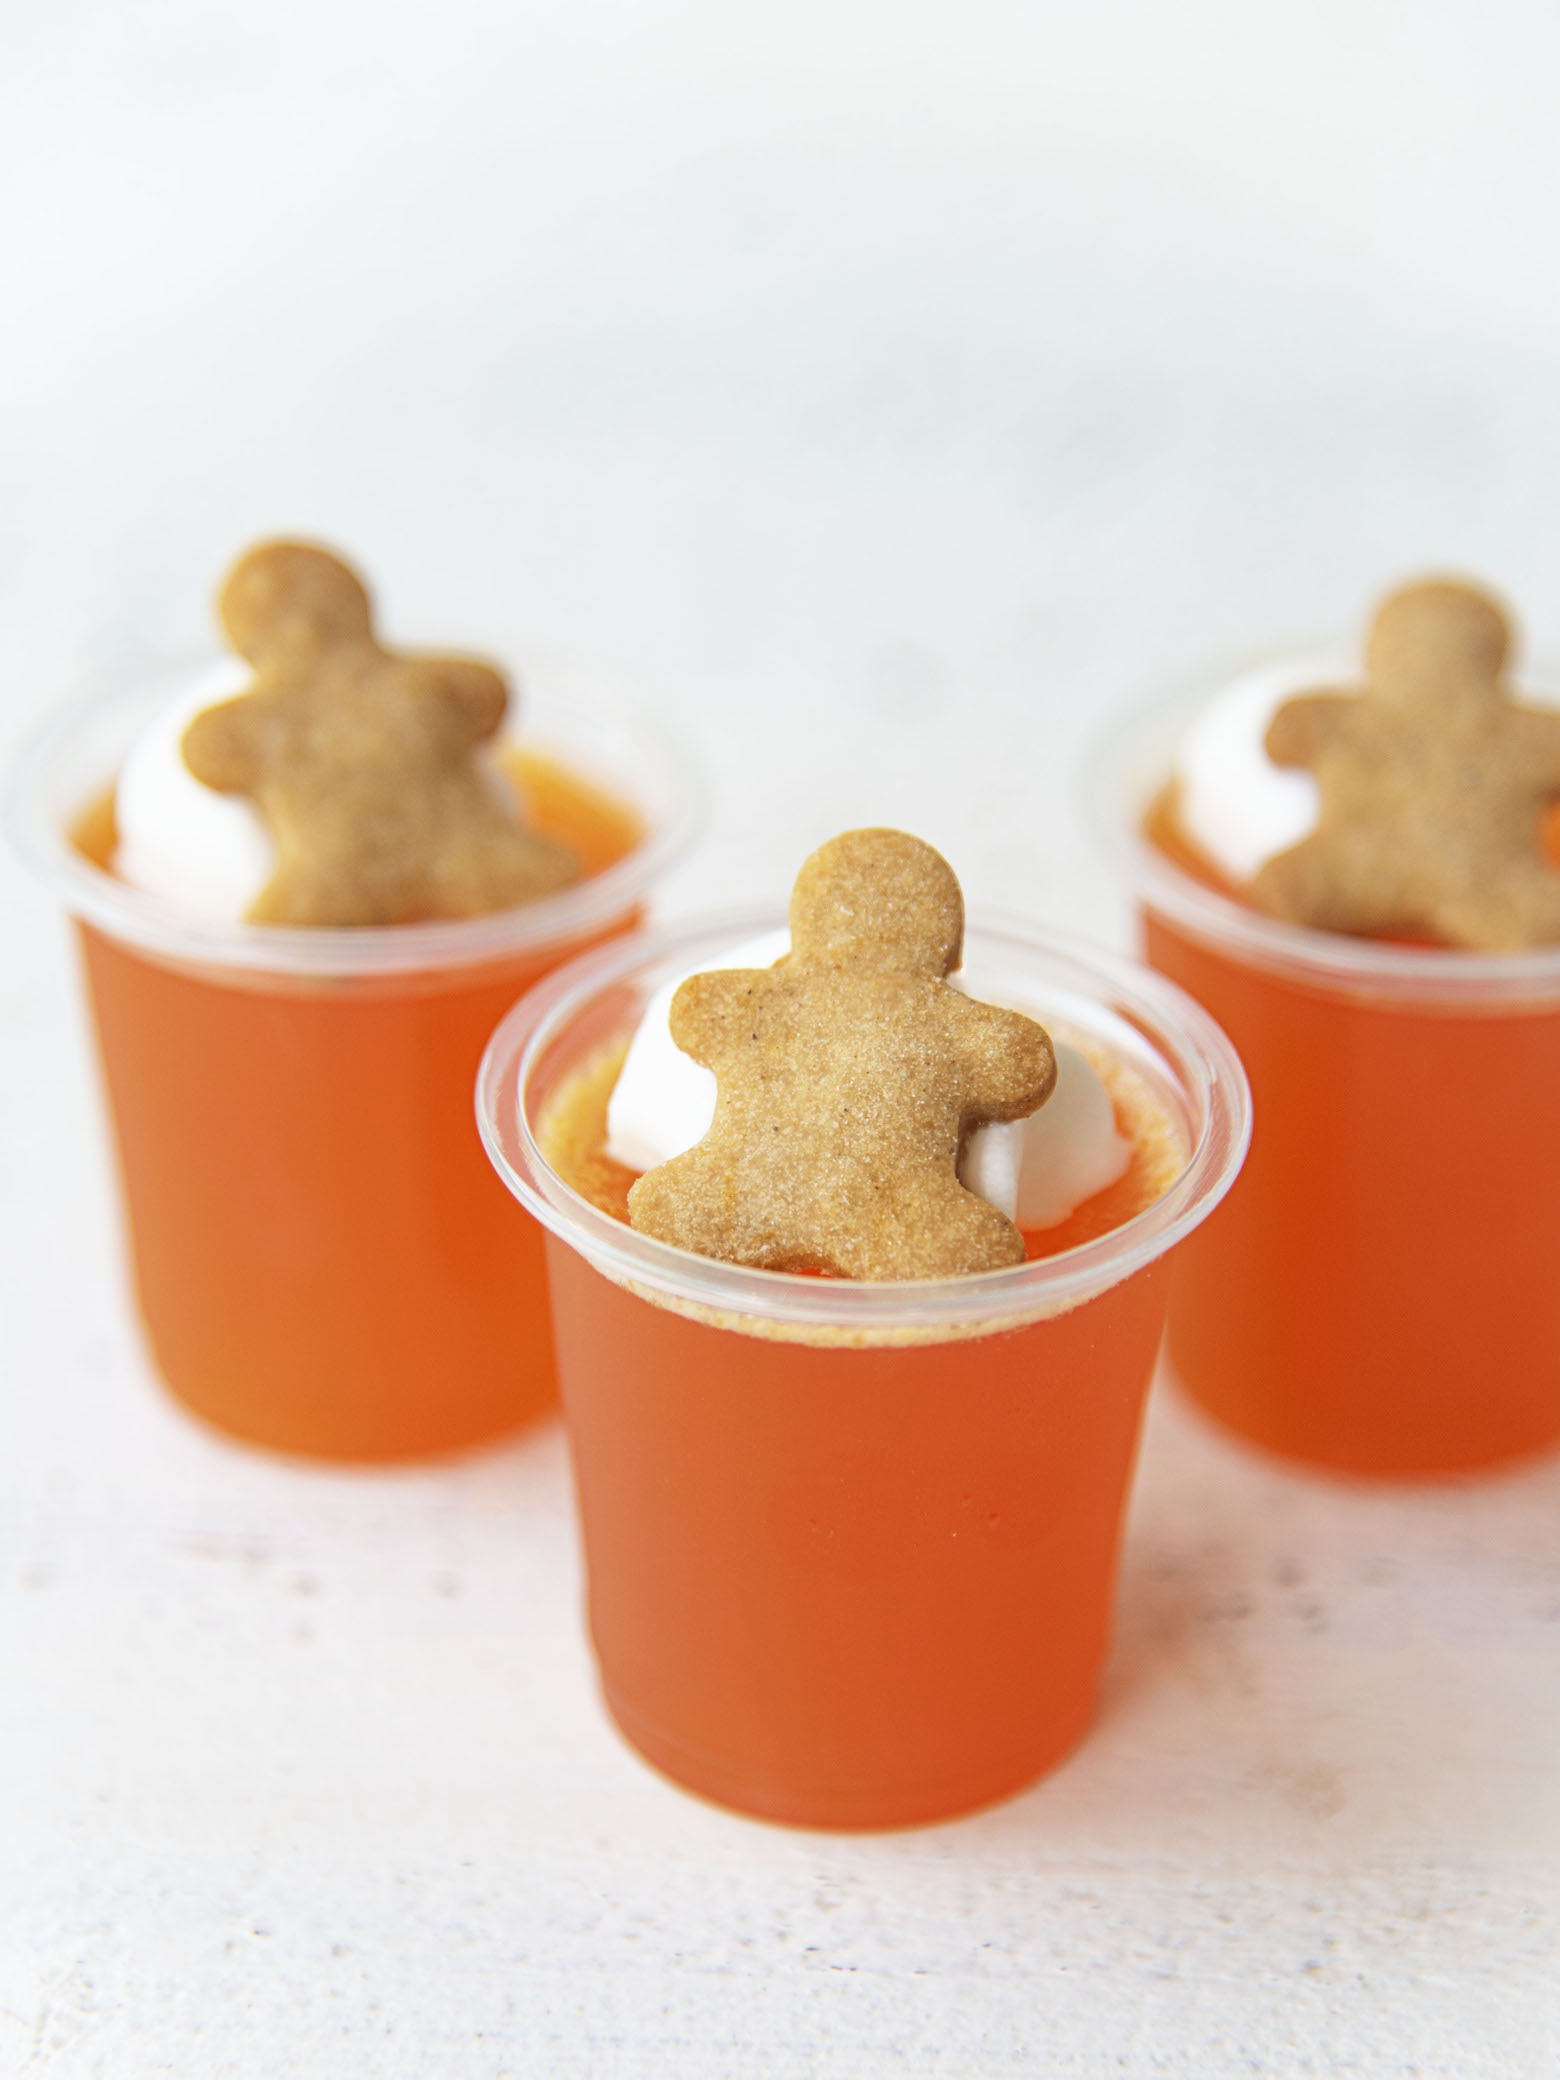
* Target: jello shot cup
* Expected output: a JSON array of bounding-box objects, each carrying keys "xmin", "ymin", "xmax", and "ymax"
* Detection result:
[
  {"xmin": 1105, "ymin": 678, "xmax": 1560, "ymax": 1478},
  {"xmin": 477, "ymin": 915, "xmax": 1249, "ymax": 1829},
  {"xmin": 7, "ymin": 660, "xmax": 698, "ymax": 1461}
]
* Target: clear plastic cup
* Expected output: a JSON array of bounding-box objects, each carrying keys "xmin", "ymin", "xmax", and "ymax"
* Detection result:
[
  {"xmin": 476, "ymin": 914, "xmax": 1249, "ymax": 1829},
  {"xmin": 1100, "ymin": 665, "xmax": 1560, "ymax": 1478},
  {"xmin": 7, "ymin": 655, "xmax": 700, "ymax": 1461}
]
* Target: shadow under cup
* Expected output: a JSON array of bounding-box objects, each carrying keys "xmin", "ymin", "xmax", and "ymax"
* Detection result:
[
  {"xmin": 477, "ymin": 917, "xmax": 1249, "ymax": 1829},
  {"xmin": 8, "ymin": 669, "xmax": 698, "ymax": 1462},
  {"xmin": 1106, "ymin": 693, "xmax": 1560, "ymax": 1479}
]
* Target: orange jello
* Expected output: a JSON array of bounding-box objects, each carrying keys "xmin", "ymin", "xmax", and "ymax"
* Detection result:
[
  {"xmin": 9, "ymin": 665, "xmax": 697, "ymax": 1459},
  {"xmin": 1112, "ymin": 702, "xmax": 1560, "ymax": 1478},
  {"xmin": 477, "ymin": 916, "xmax": 1249, "ymax": 1827}
]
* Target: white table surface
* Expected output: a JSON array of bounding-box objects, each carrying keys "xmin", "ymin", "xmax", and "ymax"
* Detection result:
[{"xmin": 5, "ymin": 4, "xmax": 1560, "ymax": 2072}]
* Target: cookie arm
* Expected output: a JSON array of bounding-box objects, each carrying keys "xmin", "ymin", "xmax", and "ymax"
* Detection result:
[
  {"xmin": 955, "ymin": 1000, "xmax": 1056, "ymax": 1123},
  {"xmin": 667, "ymin": 969, "xmax": 772, "ymax": 1074},
  {"xmin": 180, "ymin": 697, "xmax": 263, "ymax": 795},
  {"xmin": 1265, "ymin": 693, "xmax": 1347, "ymax": 770},
  {"xmin": 1516, "ymin": 709, "xmax": 1560, "ymax": 792},
  {"xmin": 431, "ymin": 659, "xmax": 510, "ymax": 745}
]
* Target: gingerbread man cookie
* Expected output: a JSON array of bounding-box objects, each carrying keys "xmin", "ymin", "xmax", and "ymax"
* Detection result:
[
  {"xmin": 180, "ymin": 541, "xmax": 580, "ymax": 927},
  {"xmin": 626, "ymin": 829, "xmax": 1057, "ymax": 1280},
  {"xmin": 1250, "ymin": 579, "xmax": 1560, "ymax": 951}
]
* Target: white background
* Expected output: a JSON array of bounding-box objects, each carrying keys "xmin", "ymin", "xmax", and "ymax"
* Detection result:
[{"xmin": 4, "ymin": 4, "xmax": 1560, "ymax": 2073}]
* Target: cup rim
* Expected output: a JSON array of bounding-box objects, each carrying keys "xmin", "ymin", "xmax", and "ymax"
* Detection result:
[
  {"xmin": 475, "ymin": 907, "xmax": 1253, "ymax": 1333},
  {"xmin": 5, "ymin": 652, "xmax": 704, "ymax": 979},
  {"xmin": 1089, "ymin": 645, "xmax": 1560, "ymax": 1008}
]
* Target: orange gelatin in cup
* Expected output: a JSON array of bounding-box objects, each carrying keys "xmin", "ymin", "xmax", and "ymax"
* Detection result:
[
  {"xmin": 1139, "ymin": 789, "xmax": 1560, "ymax": 1476},
  {"xmin": 544, "ymin": 1234, "xmax": 1168, "ymax": 1829},
  {"xmin": 74, "ymin": 756, "xmax": 645, "ymax": 1461},
  {"xmin": 478, "ymin": 917, "xmax": 1249, "ymax": 1828},
  {"xmin": 1144, "ymin": 908, "xmax": 1560, "ymax": 1476}
]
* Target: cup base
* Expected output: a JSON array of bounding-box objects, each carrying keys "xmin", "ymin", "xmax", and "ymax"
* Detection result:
[
  {"xmin": 1167, "ymin": 1355, "xmax": 1560, "ymax": 1483},
  {"xmin": 1142, "ymin": 904, "xmax": 1560, "ymax": 1484},
  {"xmin": 151, "ymin": 1359, "xmax": 554, "ymax": 1464},
  {"xmin": 600, "ymin": 1677, "xmax": 1099, "ymax": 1832}
]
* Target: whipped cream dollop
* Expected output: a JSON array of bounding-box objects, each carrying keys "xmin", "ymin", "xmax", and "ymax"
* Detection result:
[
  {"xmin": 1172, "ymin": 648, "xmax": 1560, "ymax": 886},
  {"xmin": 1170, "ymin": 656, "xmax": 1338, "ymax": 886},
  {"xmin": 113, "ymin": 666, "xmax": 274, "ymax": 919},
  {"xmin": 605, "ymin": 932, "xmax": 1131, "ymax": 1231}
]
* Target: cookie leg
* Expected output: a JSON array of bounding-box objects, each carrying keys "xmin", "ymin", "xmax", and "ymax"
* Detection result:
[
  {"xmin": 861, "ymin": 1176, "xmax": 1026, "ymax": 1281},
  {"xmin": 432, "ymin": 802, "xmax": 581, "ymax": 916},
  {"xmin": 1442, "ymin": 864, "xmax": 1560, "ymax": 951},
  {"xmin": 250, "ymin": 846, "xmax": 411, "ymax": 928},
  {"xmin": 1251, "ymin": 838, "xmax": 1393, "ymax": 937},
  {"xmin": 627, "ymin": 1151, "xmax": 745, "ymax": 1264}
]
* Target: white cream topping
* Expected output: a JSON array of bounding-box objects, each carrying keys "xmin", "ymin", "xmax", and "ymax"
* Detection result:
[
  {"xmin": 604, "ymin": 931, "xmax": 1131, "ymax": 1231},
  {"xmin": 1004, "ymin": 1035, "xmax": 1134, "ymax": 1228},
  {"xmin": 112, "ymin": 665, "xmax": 273, "ymax": 919},
  {"xmin": 1172, "ymin": 646, "xmax": 1560, "ymax": 885},
  {"xmin": 1170, "ymin": 655, "xmax": 1339, "ymax": 886}
]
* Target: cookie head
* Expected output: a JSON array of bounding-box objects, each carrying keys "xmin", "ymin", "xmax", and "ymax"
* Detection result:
[
  {"xmin": 1364, "ymin": 579, "xmax": 1510, "ymax": 713},
  {"xmin": 790, "ymin": 825, "xmax": 964, "ymax": 975},
  {"xmin": 219, "ymin": 541, "xmax": 374, "ymax": 668}
]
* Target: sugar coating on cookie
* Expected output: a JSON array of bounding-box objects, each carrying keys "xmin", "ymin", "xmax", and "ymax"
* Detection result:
[
  {"xmin": 180, "ymin": 541, "xmax": 581, "ymax": 927},
  {"xmin": 1250, "ymin": 578, "xmax": 1560, "ymax": 951},
  {"xmin": 626, "ymin": 828, "xmax": 1058, "ymax": 1280}
]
